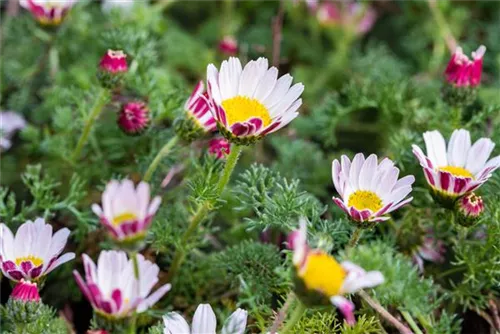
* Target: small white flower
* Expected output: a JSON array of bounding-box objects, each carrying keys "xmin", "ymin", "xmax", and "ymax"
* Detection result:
[
  {"xmin": 412, "ymin": 129, "xmax": 500, "ymax": 200},
  {"xmin": 206, "ymin": 57, "xmax": 303, "ymax": 141},
  {"xmin": 91, "ymin": 179, "xmax": 161, "ymax": 242},
  {"xmin": 163, "ymin": 303, "xmax": 248, "ymax": 334},
  {"xmin": 1, "ymin": 112, "xmax": 26, "ymax": 152},
  {"xmin": 73, "ymin": 250, "xmax": 171, "ymax": 318},
  {"xmin": 0, "ymin": 218, "xmax": 75, "ymax": 282},
  {"xmin": 332, "ymin": 154, "xmax": 415, "ymax": 223}
]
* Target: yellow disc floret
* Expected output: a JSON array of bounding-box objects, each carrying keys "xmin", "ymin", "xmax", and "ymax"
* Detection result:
[
  {"xmin": 299, "ymin": 252, "xmax": 347, "ymax": 297},
  {"xmin": 347, "ymin": 190, "xmax": 383, "ymax": 212},
  {"xmin": 221, "ymin": 96, "xmax": 272, "ymax": 127},
  {"xmin": 15, "ymin": 255, "xmax": 43, "ymax": 267},
  {"xmin": 112, "ymin": 212, "xmax": 138, "ymax": 226},
  {"xmin": 439, "ymin": 166, "xmax": 474, "ymax": 178}
]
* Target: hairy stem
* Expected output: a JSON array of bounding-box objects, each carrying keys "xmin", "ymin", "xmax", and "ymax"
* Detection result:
[
  {"xmin": 143, "ymin": 135, "xmax": 179, "ymax": 182},
  {"xmin": 358, "ymin": 290, "xmax": 413, "ymax": 334},
  {"xmin": 281, "ymin": 299, "xmax": 306, "ymax": 334},
  {"xmin": 401, "ymin": 310, "xmax": 423, "ymax": 334},
  {"xmin": 165, "ymin": 145, "xmax": 243, "ymax": 283},
  {"xmin": 270, "ymin": 292, "xmax": 295, "ymax": 333},
  {"xmin": 348, "ymin": 228, "xmax": 364, "ymax": 248},
  {"xmin": 72, "ymin": 89, "xmax": 109, "ymax": 162}
]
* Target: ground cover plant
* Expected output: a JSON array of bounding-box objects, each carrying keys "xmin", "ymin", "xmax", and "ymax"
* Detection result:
[{"xmin": 1, "ymin": 0, "xmax": 500, "ymax": 333}]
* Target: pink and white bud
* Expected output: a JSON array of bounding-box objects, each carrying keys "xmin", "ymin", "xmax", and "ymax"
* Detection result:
[
  {"xmin": 10, "ymin": 280, "xmax": 41, "ymax": 303},
  {"xmin": 20, "ymin": 0, "xmax": 76, "ymax": 26},
  {"xmin": 317, "ymin": 1, "xmax": 376, "ymax": 35},
  {"xmin": 219, "ymin": 36, "xmax": 238, "ymax": 56},
  {"xmin": 456, "ymin": 193, "xmax": 484, "ymax": 226},
  {"xmin": 412, "ymin": 229, "xmax": 445, "ymax": 273},
  {"xmin": 208, "ymin": 137, "xmax": 230, "ymax": 159},
  {"xmin": 99, "ymin": 50, "xmax": 128, "ymax": 74},
  {"xmin": 118, "ymin": 101, "xmax": 150, "ymax": 135},
  {"xmin": 317, "ymin": 2, "xmax": 341, "ymax": 26},
  {"xmin": 445, "ymin": 45, "xmax": 486, "ymax": 88}
]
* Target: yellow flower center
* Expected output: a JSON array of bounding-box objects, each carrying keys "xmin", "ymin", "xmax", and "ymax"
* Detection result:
[
  {"xmin": 438, "ymin": 166, "xmax": 474, "ymax": 178},
  {"xmin": 347, "ymin": 190, "xmax": 383, "ymax": 212},
  {"xmin": 299, "ymin": 252, "xmax": 346, "ymax": 297},
  {"xmin": 221, "ymin": 96, "xmax": 272, "ymax": 127},
  {"xmin": 112, "ymin": 212, "xmax": 137, "ymax": 226},
  {"xmin": 15, "ymin": 255, "xmax": 43, "ymax": 267}
]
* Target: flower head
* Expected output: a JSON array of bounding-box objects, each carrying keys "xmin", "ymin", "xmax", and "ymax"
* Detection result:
[
  {"xmin": 73, "ymin": 250, "xmax": 171, "ymax": 319},
  {"xmin": 98, "ymin": 50, "xmax": 128, "ymax": 89},
  {"xmin": 412, "ymin": 129, "xmax": 500, "ymax": 208},
  {"xmin": 118, "ymin": 101, "xmax": 150, "ymax": 135},
  {"xmin": 288, "ymin": 220, "xmax": 384, "ymax": 325},
  {"xmin": 455, "ymin": 192, "xmax": 484, "ymax": 227},
  {"xmin": 0, "ymin": 218, "xmax": 75, "ymax": 282},
  {"xmin": 208, "ymin": 137, "xmax": 231, "ymax": 159},
  {"xmin": 163, "ymin": 303, "xmax": 248, "ymax": 334},
  {"xmin": 219, "ymin": 36, "xmax": 238, "ymax": 56},
  {"xmin": 207, "ymin": 57, "xmax": 303, "ymax": 145},
  {"xmin": 445, "ymin": 45, "xmax": 486, "ymax": 88},
  {"xmin": 317, "ymin": 1, "xmax": 376, "ymax": 35},
  {"xmin": 1, "ymin": 111, "xmax": 26, "ymax": 152},
  {"xmin": 175, "ymin": 81, "xmax": 216, "ymax": 142},
  {"xmin": 20, "ymin": 0, "xmax": 75, "ymax": 26},
  {"xmin": 332, "ymin": 154, "xmax": 415, "ymax": 227},
  {"xmin": 10, "ymin": 280, "xmax": 41, "ymax": 303},
  {"xmin": 92, "ymin": 180, "xmax": 161, "ymax": 248}
]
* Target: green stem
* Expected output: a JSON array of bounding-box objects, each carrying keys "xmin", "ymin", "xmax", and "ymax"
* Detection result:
[
  {"xmin": 143, "ymin": 135, "xmax": 179, "ymax": 182},
  {"xmin": 270, "ymin": 292, "xmax": 296, "ymax": 333},
  {"xmin": 451, "ymin": 106, "xmax": 462, "ymax": 129},
  {"xmin": 427, "ymin": 0, "xmax": 456, "ymax": 52},
  {"xmin": 71, "ymin": 89, "xmax": 109, "ymax": 162},
  {"xmin": 348, "ymin": 228, "xmax": 363, "ymax": 248},
  {"xmin": 401, "ymin": 310, "xmax": 423, "ymax": 334},
  {"xmin": 165, "ymin": 145, "xmax": 243, "ymax": 282},
  {"xmin": 281, "ymin": 299, "xmax": 306, "ymax": 333}
]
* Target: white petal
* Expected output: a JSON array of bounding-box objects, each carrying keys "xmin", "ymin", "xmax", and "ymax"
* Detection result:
[
  {"xmin": 137, "ymin": 283, "xmax": 171, "ymax": 313},
  {"xmin": 238, "ymin": 57, "xmax": 268, "ymax": 97},
  {"xmin": 136, "ymin": 182, "xmax": 151, "ymax": 220},
  {"xmin": 46, "ymin": 227, "xmax": 71, "ymax": 259},
  {"xmin": 222, "ymin": 308, "xmax": 248, "ymax": 334},
  {"xmin": 262, "ymin": 74, "xmax": 293, "ymax": 109},
  {"xmin": 163, "ymin": 313, "xmax": 191, "ymax": 334},
  {"xmin": 0, "ymin": 223, "xmax": 15, "ymax": 260},
  {"xmin": 348, "ymin": 153, "xmax": 365, "ymax": 191},
  {"xmin": 341, "ymin": 271, "xmax": 384, "ymax": 294},
  {"xmin": 466, "ymin": 138, "xmax": 495, "ymax": 175},
  {"xmin": 207, "ymin": 64, "xmax": 222, "ymax": 104},
  {"xmin": 192, "ymin": 304, "xmax": 217, "ymax": 334},
  {"xmin": 447, "ymin": 129, "xmax": 471, "ymax": 167},
  {"xmin": 423, "ymin": 130, "xmax": 447, "ymax": 167},
  {"xmin": 44, "ymin": 252, "xmax": 75, "ymax": 274},
  {"xmin": 253, "ymin": 67, "xmax": 278, "ymax": 101},
  {"xmin": 268, "ymin": 83, "xmax": 304, "ymax": 118},
  {"xmin": 358, "ymin": 154, "xmax": 377, "ymax": 190}
]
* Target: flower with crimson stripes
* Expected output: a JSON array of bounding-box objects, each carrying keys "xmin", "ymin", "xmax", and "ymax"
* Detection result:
[
  {"xmin": 207, "ymin": 57, "xmax": 303, "ymax": 145},
  {"xmin": 174, "ymin": 81, "xmax": 216, "ymax": 142},
  {"xmin": 92, "ymin": 180, "xmax": 161, "ymax": 249},
  {"xmin": 0, "ymin": 218, "xmax": 75, "ymax": 283},
  {"xmin": 117, "ymin": 101, "xmax": 150, "ymax": 135},
  {"xmin": 456, "ymin": 193, "xmax": 484, "ymax": 227},
  {"xmin": 412, "ymin": 129, "xmax": 500, "ymax": 208},
  {"xmin": 332, "ymin": 153, "xmax": 415, "ymax": 227},
  {"xmin": 288, "ymin": 220, "xmax": 384, "ymax": 325},
  {"xmin": 20, "ymin": 0, "xmax": 76, "ymax": 26},
  {"xmin": 73, "ymin": 250, "xmax": 171, "ymax": 319}
]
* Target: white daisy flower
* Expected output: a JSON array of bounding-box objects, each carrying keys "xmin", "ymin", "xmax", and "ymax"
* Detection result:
[
  {"xmin": 1, "ymin": 111, "xmax": 26, "ymax": 152},
  {"xmin": 20, "ymin": 0, "xmax": 76, "ymax": 26},
  {"xmin": 73, "ymin": 250, "xmax": 171, "ymax": 319},
  {"xmin": 332, "ymin": 153, "xmax": 415, "ymax": 224},
  {"xmin": 412, "ymin": 129, "xmax": 500, "ymax": 204},
  {"xmin": 206, "ymin": 57, "xmax": 303, "ymax": 143},
  {"xmin": 0, "ymin": 218, "xmax": 75, "ymax": 282},
  {"xmin": 163, "ymin": 303, "xmax": 248, "ymax": 334},
  {"xmin": 91, "ymin": 180, "xmax": 162, "ymax": 244},
  {"xmin": 184, "ymin": 80, "xmax": 217, "ymax": 133},
  {"xmin": 288, "ymin": 220, "xmax": 384, "ymax": 325}
]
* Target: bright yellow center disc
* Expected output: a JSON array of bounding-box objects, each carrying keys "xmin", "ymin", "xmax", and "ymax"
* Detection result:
[{"xmin": 221, "ymin": 96, "xmax": 272, "ymax": 127}]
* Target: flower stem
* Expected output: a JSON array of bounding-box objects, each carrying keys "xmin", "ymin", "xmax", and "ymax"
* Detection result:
[
  {"xmin": 427, "ymin": 0, "xmax": 457, "ymax": 53},
  {"xmin": 451, "ymin": 106, "xmax": 462, "ymax": 129},
  {"xmin": 348, "ymin": 227, "xmax": 363, "ymax": 248},
  {"xmin": 270, "ymin": 292, "xmax": 295, "ymax": 333},
  {"xmin": 72, "ymin": 89, "xmax": 109, "ymax": 162},
  {"xmin": 165, "ymin": 145, "xmax": 243, "ymax": 283},
  {"xmin": 357, "ymin": 290, "xmax": 413, "ymax": 334},
  {"xmin": 401, "ymin": 310, "xmax": 423, "ymax": 334},
  {"xmin": 143, "ymin": 135, "xmax": 179, "ymax": 182},
  {"xmin": 281, "ymin": 299, "xmax": 306, "ymax": 333}
]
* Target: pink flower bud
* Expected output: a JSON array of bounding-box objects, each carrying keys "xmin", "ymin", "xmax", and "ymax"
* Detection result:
[
  {"xmin": 456, "ymin": 193, "xmax": 484, "ymax": 227},
  {"xmin": 219, "ymin": 36, "xmax": 238, "ymax": 56},
  {"xmin": 445, "ymin": 45, "xmax": 486, "ymax": 88},
  {"xmin": 208, "ymin": 137, "xmax": 230, "ymax": 159},
  {"xmin": 99, "ymin": 50, "xmax": 128, "ymax": 74},
  {"xmin": 118, "ymin": 101, "xmax": 150, "ymax": 135},
  {"xmin": 10, "ymin": 280, "xmax": 40, "ymax": 303}
]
